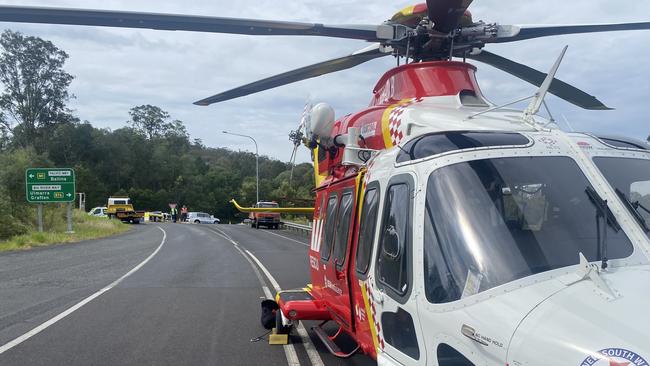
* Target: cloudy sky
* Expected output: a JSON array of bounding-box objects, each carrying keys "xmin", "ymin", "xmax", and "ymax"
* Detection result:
[{"xmin": 1, "ymin": 0, "xmax": 649, "ymax": 162}]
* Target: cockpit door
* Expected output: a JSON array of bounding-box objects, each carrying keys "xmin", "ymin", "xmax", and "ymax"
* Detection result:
[{"xmin": 368, "ymin": 174, "xmax": 427, "ymax": 365}]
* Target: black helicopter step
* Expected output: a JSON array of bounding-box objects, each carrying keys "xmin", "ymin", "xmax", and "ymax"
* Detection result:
[{"xmin": 312, "ymin": 320, "xmax": 361, "ymax": 358}]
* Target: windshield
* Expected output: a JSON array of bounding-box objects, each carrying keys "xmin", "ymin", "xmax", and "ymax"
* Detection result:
[
  {"xmin": 258, "ymin": 203, "xmax": 279, "ymax": 208},
  {"xmin": 423, "ymin": 156, "xmax": 633, "ymax": 304},
  {"xmin": 593, "ymin": 157, "xmax": 650, "ymax": 239}
]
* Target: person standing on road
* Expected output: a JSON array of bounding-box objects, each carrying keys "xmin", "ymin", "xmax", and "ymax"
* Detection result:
[
  {"xmin": 171, "ymin": 207, "xmax": 178, "ymax": 223},
  {"xmin": 181, "ymin": 205, "xmax": 188, "ymax": 222}
]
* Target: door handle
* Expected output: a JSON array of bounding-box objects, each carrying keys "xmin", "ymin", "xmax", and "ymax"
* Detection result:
[{"xmin": 461, "ymin": 324, "xmax": 489, "ymax": 346}]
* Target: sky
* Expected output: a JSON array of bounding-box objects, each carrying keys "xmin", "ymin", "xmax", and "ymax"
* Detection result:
[{"xmin": 1, "ymin": 0, "xmax": 649, "ymax": 163}]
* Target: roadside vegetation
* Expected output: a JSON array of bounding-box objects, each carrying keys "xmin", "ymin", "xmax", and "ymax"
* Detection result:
[
  {"xmin": 0, "ymin": 207, "xmax": 130, "ymax": 252},
  {"xmin": 0, "ymin": 30, "xmax": 315, "ymax": 245}
]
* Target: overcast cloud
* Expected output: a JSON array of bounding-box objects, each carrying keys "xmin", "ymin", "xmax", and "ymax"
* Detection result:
[{"xmin": 1, "ymin": 0, "xmax": 649, "ymax": 162}]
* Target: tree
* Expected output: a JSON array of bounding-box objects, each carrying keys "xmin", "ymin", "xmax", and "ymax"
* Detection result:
[
  {"xmin": 128, "ymin": 105, "xmax": 186, "ymax": 139},
  {"xmin": 0, "ymin": 112, "xmax": 9, "ymax": 150},
  {"xmin": 0, "ymin": 30, "xmax": 74, "ymax": 147}
]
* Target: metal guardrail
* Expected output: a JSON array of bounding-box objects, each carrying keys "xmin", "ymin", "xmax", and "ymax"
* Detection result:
[{"xmin": 282, "ymin": 221, "xmax": 312, "ymax": 234}]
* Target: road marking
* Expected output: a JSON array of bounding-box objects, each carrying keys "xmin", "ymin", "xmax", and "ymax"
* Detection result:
[
  {"xmin": 0, "ymin": 226, "xmax": 167, "ymax": 355},
  {"xmin": 208, "ymin": 228, "xmax": 301, "ymax": 366},
  {"xmin": 209, "ymin": 227, "xmax": 324, "ymax": 366},
  {"xmin": 243, "ymin": 249, "xmax": 324, "ymax": 366},
  {"xmin": 264, "ymin": 229, "xmax": 309, "ymax": 247}
]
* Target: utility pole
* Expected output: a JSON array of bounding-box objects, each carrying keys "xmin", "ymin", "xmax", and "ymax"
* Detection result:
[{"xmin": 223, "ymin": 131, "xmax": 259, "ymax": 203}]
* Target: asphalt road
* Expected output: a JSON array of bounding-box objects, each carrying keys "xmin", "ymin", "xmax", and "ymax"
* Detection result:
[{"xmin": 0, "ymin": 223, "xmax": 375, "ymax": 366}]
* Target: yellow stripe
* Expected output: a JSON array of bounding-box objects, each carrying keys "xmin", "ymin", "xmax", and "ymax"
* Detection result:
[
  {"xmin": 380, "ymin": 99, "xmax": 412, "ymax": 148},
  {"xmin": 391, "ymin": 5, "xmax": 416, "ymax": 22},
  {"xmin": 361, "ymin": 282, "xmax": 380, "ymax": 353},
  {"xmin": 380, "ymin": 105, "xmax": 396, "ymax": 148},
  {"xmin": 312, "ymin": 144, "xmax": 327, "ymax": 187},
  {"xmin": 229, "ymin": 199, "xmax": 314, "ymax": 214},
  {"xmin": 356, "ymin": 167, "xmax": 367, "ymax": 220}
]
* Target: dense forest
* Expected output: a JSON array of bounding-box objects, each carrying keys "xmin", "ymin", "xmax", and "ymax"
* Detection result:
[{"xmin": 0, "ymin": 30, "xmax": 314, "ymax": 239}]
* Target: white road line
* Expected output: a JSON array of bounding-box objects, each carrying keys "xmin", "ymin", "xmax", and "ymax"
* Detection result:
[
  {"xmin": 243, "ymin": 249, "xmax": 325, "ymax": 366},
  {"xmin": 210, "ymin": 227, "xmax": 324, "ymax": 366},
  {"xmin": 208, "ymin": 227, "xmax": 302, "ymax": 366},
  {"xmin": 264, "ymin": 229, "xmax": 309, "ymax": 247},
  {"xmin": 0, "ymin": 226, "xmax": 167, "ymax": 355},
  {"xmin": 213, "ymin": 231, "xmax": 301, "ymax": 366}
]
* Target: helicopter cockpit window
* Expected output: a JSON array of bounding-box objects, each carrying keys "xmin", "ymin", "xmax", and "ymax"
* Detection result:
[
  {"xmin": 332, "ymin": 192, "xmax": 354, "ymax": 268},
  {"xmin": 320, "ymin": 194, "xmax": 339, "ymax": 261},
  {"xmin": 593, "ymin": 157, "xmax": 650, "ymax": 239},
  {"xmin": 597, "ymin": 136, "xmax": 650, "ymax": 150},
  {"xmin": 356, "ymin": 185, "xmax": 380, "ymax": 276},
  {"xmin": 424, "ymin": 156, "xmax": 634, "ymax": 304},
  {"xmin": 396, "ymin": 131, "xmax": 529, "ymax": 164},
  {"xmin": 378, "ymin": 182, "xmax": 411, "ymax": 296}
]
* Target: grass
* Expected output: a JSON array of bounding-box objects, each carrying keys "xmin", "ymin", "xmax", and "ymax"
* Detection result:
[{"xmin": 0, "ymin": 209, "xmax": 131, "ymax": 252}]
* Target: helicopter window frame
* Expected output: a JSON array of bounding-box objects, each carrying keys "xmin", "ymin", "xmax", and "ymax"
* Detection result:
[
  {"xmin": 375, "ymin": 174, "xmax": 414, "ymax": 303},
  {"xmin": 317, "ymin": 193, "xmax": 327, "ymax": 221},
  {"xmin": 587, "ymin": 133, "xmax": 650, "ymax": 151},
  {"xmin": 421, "ymin": 155, "xmax": 635, "ymax": 305},
  {"xmin": 593, "ymin": 156, "xmax": 650, "ymax": 239},
  {"xmin": 320, "ymin": 192, "xmax": 339, "ymax": 262},
  {"xmin": 355, "ymin": 182, "xmax": 381, "ymax": 279},
  {"xmin": 395, "ymin": 130, "xmax": 532, "ymax": 166},
  {"xmin": 332, "ymin": 189, "xmax": 355, "ymax": 270}
]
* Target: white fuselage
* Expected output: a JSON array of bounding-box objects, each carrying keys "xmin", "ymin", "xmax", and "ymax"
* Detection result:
[{"xmin": 362, "ymin": 95, "xmax": 650, "ymax": 366}]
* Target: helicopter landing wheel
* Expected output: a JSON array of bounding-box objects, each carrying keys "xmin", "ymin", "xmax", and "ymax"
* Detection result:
[{"xmin": 275, "ymin": 309, "xmax": 291, "ymax": 335}]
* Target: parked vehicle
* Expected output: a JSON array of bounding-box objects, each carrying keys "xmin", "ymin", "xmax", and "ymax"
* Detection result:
[
  {"xmin": 106, "ymin": 196, "xmax": 145, "ymax": 224},
  {"xmin": 88, "ymin": 206, "xmax": 107, "ymax": 217},
  {"xmin": 249, "ymin": 201, "xmax": 281, "ymax": 229},
  {"xmin": 187, "ymin": 212, "xmax": 220, "ymax": 224},
  {"xmin": 146, "ymin": 211, "xmax": 164, "ymax": 222}
]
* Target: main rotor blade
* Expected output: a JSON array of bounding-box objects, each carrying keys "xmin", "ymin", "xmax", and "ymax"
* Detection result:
[
  {"xmin": 426, "ymin": 0, "xmax": 473, "ymax": 34},
  {"xmin": 491, "ymin": 22, "xmax": 650, "ymax": 43},
  {"xmin": 0, "ymin": 5, "xmax": 379, "ymax": 41},
  {"xmin": 194, "ymin": 47, "xmax": 388, "ymax": 105},
  {"xmin": 468, "ymin": 50, "xmax": 611, "ymax": 110}
]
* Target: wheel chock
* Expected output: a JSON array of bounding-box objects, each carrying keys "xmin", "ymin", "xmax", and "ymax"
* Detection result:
[{"xmin": 268, "ymin": 328, "xmax": 289, "ymax": 345}]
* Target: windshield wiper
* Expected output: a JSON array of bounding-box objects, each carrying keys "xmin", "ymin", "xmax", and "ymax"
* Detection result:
[
  {"xmin": 633, "ymin": 201, "xmax": 650, "ymax": 216},
  {"xmin": 615, "ymin": 188, "xmax": 650, "ymax": 233},
  {"xmin": 585, "ymin": 186, "xmax": 620, "ymax": 270}
]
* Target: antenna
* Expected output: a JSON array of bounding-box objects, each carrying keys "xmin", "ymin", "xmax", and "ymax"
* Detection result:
[
  {"xmin": 523, "ymin": 46, "xmax": 568, "ymax": 124},
  {"xmin": 561, "ymin": 114, "xmax": 576, "ymax": 132},
  {"xmin": 289, "ymin": 96, "xmax": 312, "ymax": 187}
]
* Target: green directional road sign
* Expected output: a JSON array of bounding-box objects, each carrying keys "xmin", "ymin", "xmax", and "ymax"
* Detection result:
[{"xmin": 26, "ymin": 168, "xmax": 76, "ymax": 203}]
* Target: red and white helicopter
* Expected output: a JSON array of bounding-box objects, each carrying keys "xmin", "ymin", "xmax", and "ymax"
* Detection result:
[{"xmin": 2, "ymin": 1, "xmax": 650, "ymax": 365}]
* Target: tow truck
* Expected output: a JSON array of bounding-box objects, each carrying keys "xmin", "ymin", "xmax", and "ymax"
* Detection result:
[{"xmin": 106, "ymin": 196, "xmax": 144, "ymax": 224}]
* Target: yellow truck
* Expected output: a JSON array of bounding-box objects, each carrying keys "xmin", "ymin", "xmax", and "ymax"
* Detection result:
[{"xmin": 106, "ymin": 196, "xmax": 145, "ymax": 224}]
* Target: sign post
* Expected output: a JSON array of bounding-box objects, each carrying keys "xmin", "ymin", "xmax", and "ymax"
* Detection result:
[
  {"xmin": 37, "ymin": 204, "xmax": 43, "ymax": 233},
  {"xmin": 26, "ymin": 168, "xmax": 76, "ymax": 232},
  {"xmin": 66, "ymin": 203, "xmax": 74, "ymax": 233},
  {"xmin": 77, "ymin": 192, "xmax": 86, "ymax": 212}
]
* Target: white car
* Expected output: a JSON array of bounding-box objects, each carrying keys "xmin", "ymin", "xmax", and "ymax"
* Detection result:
[
  {"xmin": 187, "ymin": 212, "xmax": 220, "ymax": 224},
  {"xmin": 88, "ymin": 206, "xmax": 107, "ymax": 217}
]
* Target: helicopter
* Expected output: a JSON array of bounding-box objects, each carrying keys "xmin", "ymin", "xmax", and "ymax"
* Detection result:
[{"xmin": 2, "ymin": 1, "xmax": 650, "ymax": 365}]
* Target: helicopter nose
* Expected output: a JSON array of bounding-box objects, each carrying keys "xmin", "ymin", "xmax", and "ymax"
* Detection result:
[{"xmin": 507, "ymin": 266, "xmax": 650, "ymax": 365}]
